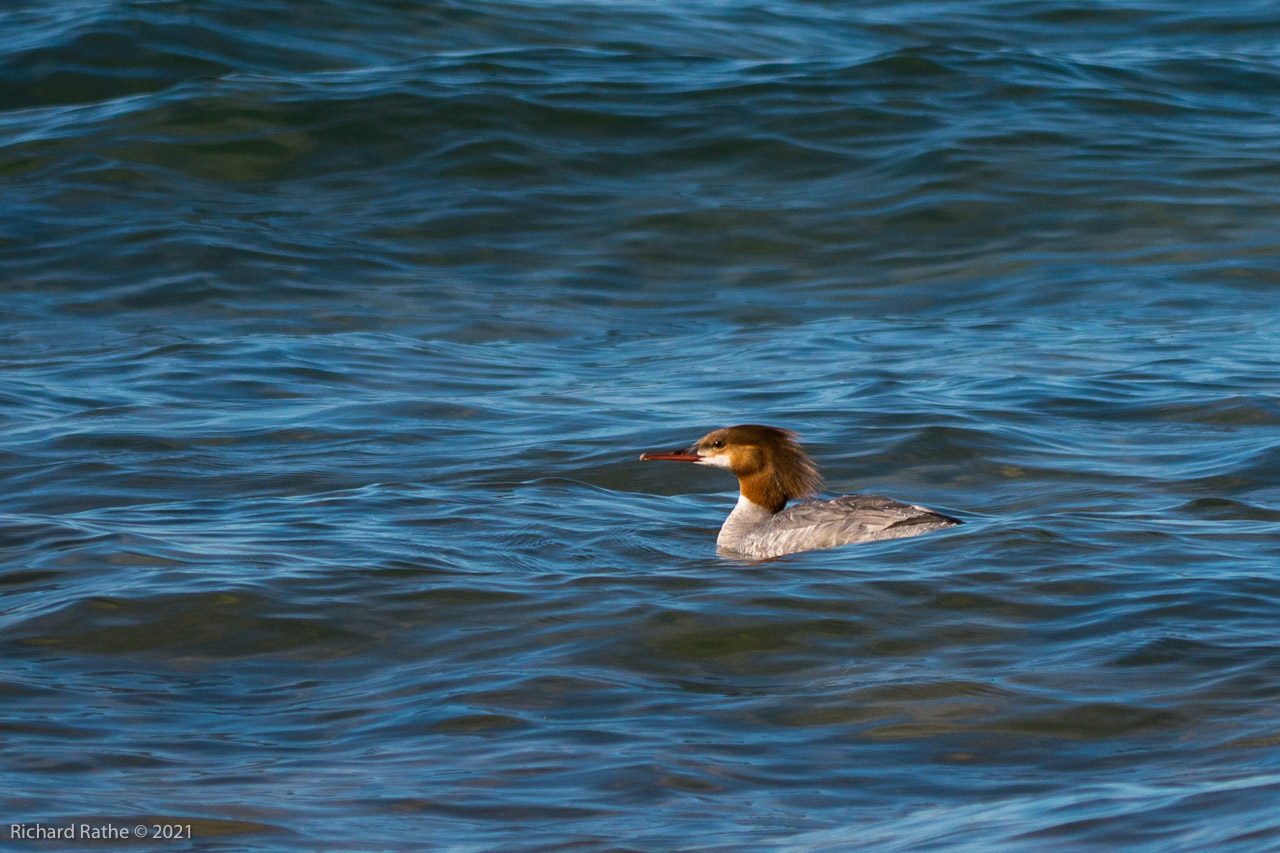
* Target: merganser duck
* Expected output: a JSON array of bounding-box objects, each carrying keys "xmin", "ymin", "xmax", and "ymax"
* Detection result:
[{"xmin": 640, "ymin": 424, "xmax": 959, "ymax": 559}]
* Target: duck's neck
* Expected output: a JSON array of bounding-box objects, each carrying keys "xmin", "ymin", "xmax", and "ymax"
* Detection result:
[
  {"xmin": 737, "ymin": 469, "xmax": 789, "ymax": 513},
  {"xmin": 716, "ymin": 493, "xmax": 778, "ymax": 553}
]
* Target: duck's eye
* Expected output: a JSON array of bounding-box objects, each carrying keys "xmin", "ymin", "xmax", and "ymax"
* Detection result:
[{"xmin": 711, "ymin": 440, "xmax": 724, "ymax": 449}]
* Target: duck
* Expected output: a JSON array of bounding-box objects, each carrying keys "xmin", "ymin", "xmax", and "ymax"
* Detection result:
[{"xmin": 640, "ymin": 424, "xmax": 959, "ymax": 558}]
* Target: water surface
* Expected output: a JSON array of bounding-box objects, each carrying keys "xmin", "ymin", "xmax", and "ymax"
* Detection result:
[{"xmin": 5, "ymin": 1, "xmax": 1280, "ymax": 849}]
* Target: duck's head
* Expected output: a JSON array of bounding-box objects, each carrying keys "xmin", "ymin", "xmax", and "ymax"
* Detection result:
[{"xmin": 640, "ymin": 424, "xmax": 822, "ymax": 512}]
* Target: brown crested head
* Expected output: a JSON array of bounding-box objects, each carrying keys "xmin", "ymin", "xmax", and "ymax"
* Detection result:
[{"xmin": 693, "ymin": 424, "xmax": 822, "ymax": 512}]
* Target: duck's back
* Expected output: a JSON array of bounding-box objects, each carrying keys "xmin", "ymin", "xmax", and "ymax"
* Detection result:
[{"xmin": 724, "ymin": 494, "xmax": 960, "ymax": 559}]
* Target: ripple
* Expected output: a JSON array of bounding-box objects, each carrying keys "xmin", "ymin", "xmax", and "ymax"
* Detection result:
[{"xmin": 9, "ymin": 592, "xmax": 374, "ymax": 660}]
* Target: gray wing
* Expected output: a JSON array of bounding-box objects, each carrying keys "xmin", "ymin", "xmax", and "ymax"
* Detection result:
[{"xmin": 757, "ymin": 494, "xmax": 959, "ymax": 553}]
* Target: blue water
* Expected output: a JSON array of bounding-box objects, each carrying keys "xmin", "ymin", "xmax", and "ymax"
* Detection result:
[{"xmin": 6, "ymin": 1, "xmax": 1280, "ymax": 849}]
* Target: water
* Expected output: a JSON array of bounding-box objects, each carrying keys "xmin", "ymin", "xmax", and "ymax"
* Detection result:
[{"xmin": 5, "ymin": 0, "xmax": 1280, "ymax": 849}]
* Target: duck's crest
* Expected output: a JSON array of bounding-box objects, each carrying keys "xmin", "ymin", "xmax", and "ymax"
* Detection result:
[{"xmin": 720, "ymin": 424, "xmax": 822, "ymax": 512}]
